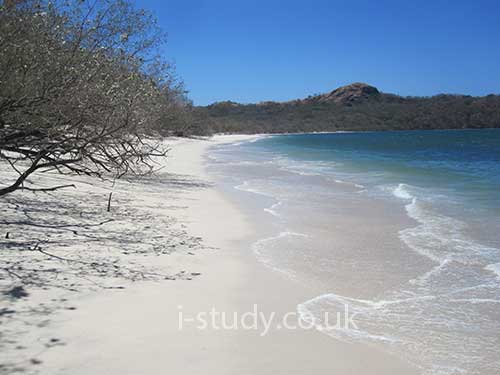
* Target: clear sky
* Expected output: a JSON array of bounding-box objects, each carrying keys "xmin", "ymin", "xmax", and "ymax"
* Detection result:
[{"xmin": 136, "ymin": 0, "xmax": 500, "ymax": 105}]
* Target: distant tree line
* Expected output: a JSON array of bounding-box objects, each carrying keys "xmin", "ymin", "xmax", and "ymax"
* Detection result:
[
  {"xmin": 0, "ymin": 0, "xmax": 200, "ymax": 196},
  {"xmin": 192, "ymin": 92, "xmax": 500, "ymax": 134}
]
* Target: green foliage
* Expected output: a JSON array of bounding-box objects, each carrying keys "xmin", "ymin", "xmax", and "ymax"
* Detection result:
[{"xmin": 194, "ymin": 93, "xmax": 500, "ymax": 134}]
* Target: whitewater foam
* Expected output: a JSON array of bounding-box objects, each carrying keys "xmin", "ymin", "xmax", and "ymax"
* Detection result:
[
  {"xmin": 409, "ymin": 259, "xmax": 452, "ymax": 286},
  {"xmin": 293, "ymin": 181, "xmax": 500, "ymax": 374},
  {"xmin": 234, "ymin": 181, "xmax": 273, "ymax": 197},
  {"xmin": 333, "ymin": 179, "xmax": 365, "ymax": 189},
  {"xmin": 393, "ymin": 183, "xmax": 415, "ymax": 200},
  {"xmin": 228, "ymin": 134, "xmax": 269, "ymax": 146},
  {"xmin": 263, "ymin": 201, "xmax": 283, "ymax": 217},
  {"xmin": 298, "ymin": 293, "xmax": 401, "ymax": 345},
  {"xmin": 403, "ymin": 198, "xmax": 499, "ymax": 266},
  {"xmin": 299, "ymin": 288, "xmax": 500, "ymax": 375},
  {"xmin": 485, "ymin": 263, "xmax": 500, "ymax": 280},
  {"xmin": 274, "ymin": 158, "xmax": 338, "ymax": 177},
  {"xmin": 251, "ymin": 231, "xmax": 309, "ymax": 278}
]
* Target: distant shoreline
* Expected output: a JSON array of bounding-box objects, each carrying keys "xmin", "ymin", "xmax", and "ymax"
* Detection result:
[{"xmin": 213, "ymin": 127, "xmax": 500, "ymax": 138}]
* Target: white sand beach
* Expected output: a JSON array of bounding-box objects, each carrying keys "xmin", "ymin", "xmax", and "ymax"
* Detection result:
[{"xmin": 1, "ymin": 135, "xmax": 419, "ymax": 375}]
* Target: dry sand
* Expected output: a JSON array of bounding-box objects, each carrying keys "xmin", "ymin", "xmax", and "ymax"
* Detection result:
[{"xmin": 0, "ymin": 135, "xmax": 419, "ymax": 374}]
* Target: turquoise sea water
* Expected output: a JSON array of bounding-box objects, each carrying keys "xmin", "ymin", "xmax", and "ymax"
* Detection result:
[
  {"xmin": 245, "ymin": 129, "xmax": 500, "ymax": 210},
  {"xmin": 208, "ymin": 129, "xmax": 500, "ymax": 375}
]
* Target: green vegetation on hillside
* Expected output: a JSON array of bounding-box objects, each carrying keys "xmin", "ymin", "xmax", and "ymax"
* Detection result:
[{"xmin": 192, "ymin": 84, "xmax": 500, "ymax": 134}]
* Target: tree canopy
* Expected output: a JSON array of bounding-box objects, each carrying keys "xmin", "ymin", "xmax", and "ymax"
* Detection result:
[
  {"xmin": 0, "ymin": 0, "xmax": 188, "ymax": 196},
  {"xmin": 193, "ymin": 87, "xmax": 500, "ymax": 134}
]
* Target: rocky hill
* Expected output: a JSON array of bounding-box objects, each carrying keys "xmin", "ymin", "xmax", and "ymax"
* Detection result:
[
  {"xmin": 193, "ymin": 83, "xmax": 500, "ymax": 135},
  {"xmin": 302, "ymin": 82, "xmax": 381, "ymax": 105}
]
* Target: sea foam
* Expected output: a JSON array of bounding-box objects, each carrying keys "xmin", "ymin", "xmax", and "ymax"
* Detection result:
[
  {"xmin": 251, "ymin": 231, "xmax": 310, "ymax": 278},
  {"xmin": 263, "ymin": 201, "xmax": 283, "ymax": 217},
  {"xmin": 392, "ymin": 183, "xmax": 415, "ymax": 200},
  {"xmin": 485, "ymin": 263, "xmax": 500, "ymax": 280}
]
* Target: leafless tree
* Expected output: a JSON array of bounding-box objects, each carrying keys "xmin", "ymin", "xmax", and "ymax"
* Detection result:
[{"xmin": 0, "ymin": 0, "xmax": 186, "ymax": 196}]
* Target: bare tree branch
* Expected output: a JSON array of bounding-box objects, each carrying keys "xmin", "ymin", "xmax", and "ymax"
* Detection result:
[{"xmin": 0, "ymin": 0, "xmax": 188, "ymax": 196}]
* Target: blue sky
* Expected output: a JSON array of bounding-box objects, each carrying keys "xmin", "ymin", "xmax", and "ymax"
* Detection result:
[{"xmin": 136, "ymin": 0, "xmax": 500, "ymax": 105}]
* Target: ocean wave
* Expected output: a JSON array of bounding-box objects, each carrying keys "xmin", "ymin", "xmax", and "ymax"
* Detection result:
[
  {"xmin": 297, "ymin": 292, "xmax": 426, "ymax": 345},
  {"xmin": 386, "ymin": 183, "xmax": 454, "ymax": 204},
  {"xmin": 485, "ymin": 263, "xmax": 500, "ymax": 280},
  {"xmin": 234, "ymin": 181, "xmax": 274, "ymax": 197},
  {"xmin": 409, "ymin": 259, "xmax": 453, "ymax": 286},
  {"xmin": 332, "ymin": 178, "xmax": 365, "ymax": 189},
  {"xmin": 208, "ymin": 155, "xmax": 274, "ymax": 167},
  {"xmin": 298, "ymin": 296, "xmax": 398, "ymax": 343},
  {"xmin": 263, "ymin": 201, "xmax": 283, "ymax": 218},
  {"xmin": 272, "ymin": 158, "xmax": 338, "ymax": 177},
  {"xmin": 301, "ymin": 182, "xmax": 500, "ymax": 373},
  {"xmin": 233, "ymin": 179, "xmax": 284, "ymax": 217},
  {"xmin": 251, "ymin": 231, "xmax": 309, "ymax": 278},
  {"xmin": 299, "ymin": 289, "xmax": 500, "ymax": 375},
  {"xmin": 384, "ymin": 183, "xmax": 500, "ymax": 269},
  {"xmin": 392, "ymin": 183, "xmax": 415, "ymax": 200},
  {"xmin": 228, "ymin": 135, "xmax": 269, "ymax": 146},
  {"xmin": 227, "ymin": 160, "xmax": 262, "ymax": 166},
  {"xmin": 449, "ymin": 298, "xmax": 500, "ymax": 304},
  {"xmin": 401, "ymin": 197, "xmax": 499, "ymax": 266}
]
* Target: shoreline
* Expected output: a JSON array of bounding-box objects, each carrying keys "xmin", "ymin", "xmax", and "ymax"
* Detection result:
[
  {"xmin": 212, "ymin": 127, "xmax": 498, "ymax": 138},
  {"xmin": 1, "ymin": 135, "xmax": 419, "ymax": 374},
  {"xmin": 206, "ymin": 131, "xmax": 500, "ymax": 375}
]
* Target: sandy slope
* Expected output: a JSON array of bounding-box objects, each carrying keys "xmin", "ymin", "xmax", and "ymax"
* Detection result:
[{"xmin": 1, "ymin": 135, "xmax": 419, "ymax": 374}]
